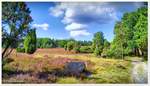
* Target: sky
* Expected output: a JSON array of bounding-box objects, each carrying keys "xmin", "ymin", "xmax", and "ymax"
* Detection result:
[{"xmin": 26, "ymin": 2, "xmax": 146, "ymax": 42}]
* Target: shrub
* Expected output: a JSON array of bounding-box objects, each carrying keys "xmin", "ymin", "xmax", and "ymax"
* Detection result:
[
  {"xmin": 67, "ymin": 41, "xmax": 74, "ymax": 51},
  {"xmin": 79, "ymin": 46, "xmax": 93, "ymax": 53},
  {"xmin": 64, "ymin": 44, "xmax": 67, "ymax": 50},
  {"xmin": 94, "ymin": 47, "xmax": 101, "ymax": 56},
  {"xmin": 73, "ymin": 42, "xmax": 80, "ymax": 53},
  {"xmin": 92, "ymin": 32, "xmax": 104, "ymax": 56}
]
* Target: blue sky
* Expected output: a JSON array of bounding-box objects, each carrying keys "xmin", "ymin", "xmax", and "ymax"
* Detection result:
[{"xmin": 26, "ymin": 2, "xmax": 146, "ymax": 42}]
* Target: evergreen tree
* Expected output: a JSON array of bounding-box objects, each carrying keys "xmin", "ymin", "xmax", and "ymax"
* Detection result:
[{"xmin": 24, "ymin": 29, "xmax": 36, "ymax": 54}]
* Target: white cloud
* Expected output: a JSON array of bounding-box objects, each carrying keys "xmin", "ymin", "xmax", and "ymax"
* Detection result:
[
  {"xmin": 70, "ymin": 30, "xmax": 90, "ymax": 37},
  {"xmin": 49, "ymin": 3, "xmax": 117, "ymax": 37},
  {"xmin": 49, "ymin": 5, "xmax": 64, "ymax": 17},
  {"xmin": 49, "ymin": 3, "xmax": 118, "ymax": 24},
  {"xmin": 65, "ymin": 23, "xmax": 87, "ymax": 31},
  {"xmin": 32, "ymin": 23, "xmax": 49, "ymax": 30},
  {"xmin": 49, "ymin": 2, "xmax": 145, "ymax": 37}
]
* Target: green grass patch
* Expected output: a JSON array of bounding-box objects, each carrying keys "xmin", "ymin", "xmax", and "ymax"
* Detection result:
[{"xmin": 57, "ymin": 77, "xmax": 80, "ymax": 84}]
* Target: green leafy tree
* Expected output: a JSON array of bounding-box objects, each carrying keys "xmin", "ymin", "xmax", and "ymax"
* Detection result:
[
  {"xmin": 24, "ymin": 29, "xmax": 36, "ymax": 54},
  {"xmin": 92, "ymin": 32, "xmax": 104, "ymax": 56},
  {"xmin": 64, "ymin": 44, "xmax": 67, "ymax": 50},
  {"xmin": 2, "ymin": 2, "xmax": 32, "ymax": 58},
  {"xmin": 78, "ymin": 40, "xmax": 92, "ymax": 46},
  {"xmin": 101, "ymin": 39, "xmax": 110, "ymax": 57},
  {"xmin": 121, "ymin": 12, "xmax": 138, "ymax": 56},
  {"xmin": 73, "ymin": 42, "xmax": 81, "ymax": 53},
  {"xmin": 108, "ymin": 7, "xmax": 147, "ymax": 59},
  {"xmin": 109, "ymin": 22, "xmax": 125, "ymax": 59},
  {"xmin": 37, "ymin": 38, "xmax": 57, "ymax": 48},
  {"xmin": 134, "ymin": 7, "xmax": 148, "ymax": 58},
  {"xmin": 67, "ymin": 41, "xmax": 74, "ymax": 51},
  {"xmin": 57, "ymin": 40, "xmax": 68, "ymax": 48}
]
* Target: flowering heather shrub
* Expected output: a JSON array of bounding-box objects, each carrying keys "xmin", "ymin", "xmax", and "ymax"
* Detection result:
[
  {"xmin": 2, "ymin": 73, "xmax": 56, "ymax": 83},
  {"xmin": 3, "ymin": 56, "xmax": 94, "ymax": 83},
  {"xmin": 3, "ymin": 56, "xmax": 94, "ymax": 74}
]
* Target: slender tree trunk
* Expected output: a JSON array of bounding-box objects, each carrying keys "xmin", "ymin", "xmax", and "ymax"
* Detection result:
[
  {"xmin": 121, "ymin": 41, "xmax": 124, "ymax": 59},
  {"xmin": 133, "ymin": 48, "xmax": 136, "ymax": 56},
  {"xmin": 2, "ymin": 43, "xmax": 10, "ymax": 59},
  {"xmin": 4, "ymin": 48, "xmax": 14, "ymax": 58},
  {"xmin": 135, "ymin": 48, "xmax": 139, "ymax": 56},
  {"xmin": 138, "ymin": 48, "xmax": 143, "ymax": 56}
]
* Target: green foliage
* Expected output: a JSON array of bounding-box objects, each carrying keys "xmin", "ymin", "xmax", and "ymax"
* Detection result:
[
  {"xmin": 37, "ymin": 38, "xmax": 57, "ymax": 48},
  {"xmin": 56, "ymin": 40, "xmax": 68, "ymax": 48},
  {"xmin": 78, "ymin": 40, "xmax": 92, "ymax": 46},
  {"xmin": 79, "ymin": 46, "xmax": 93, "ymax": 53},
  {"xmin": 64, "ymin": 44, "xmax": 67, "ymax": 50},
  {"xmin": 133, "ymin": 7, "xmax": 148, "ymax": 57},
  {"xmin": 108, "ymin": 7, "xmax": 147, "ymax": 59},
  {"xmin": 24, "ymin": 29, "xmax": 36, "ymax": 54},
  {"xmin": 108, "ymin": 22, "xmax": 125, "ymax": 59},
  {"xmin": 57, "ymin": 77, "xmax": 80, "ymax": 84},
  {"xmin": 101, "ymin": 39, "xmax": 110, "ymax": 57},
  {"xmin": 92, "ymin": 32, "xmax": 104, "ymax": 56},
  {"xmin": 73, "ymin": 42, "xmax": 81, "ymax": 53},
  {"xmin": 2, "ymin": 2, "xmax": 32, "ymax": 58},
  {"xmin": 67, "ymin": 41, "xmax": 74, "ymax": 51},
  {"xmin": 94, "ymin": 47, "xmax": 101, "ymax": 56},
  {"xmin": 36, "ymin": 38, "xmax": 92, "ymax": 50},
  {"xmin": 16, "ymin": 47, "xmax": 25, "ymax": 53}
]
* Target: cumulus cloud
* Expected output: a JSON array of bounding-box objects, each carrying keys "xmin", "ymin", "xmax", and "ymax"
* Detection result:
[
  {"xmin": 49, "ymin": 3, "xmax": 118, "ymax": 24},
  {"xmin": 65, "ymin": 23, "xmax": 87, "ymax": 31},
  {"xmin": 49, "ymin": 2, "xmax": 146, "ymax": 37},
  {"xmin": 70, "ymin": 30, "xmax": 91, "ymax": 37},
  {"xmin": 49, "ymin": 5, "xmax": 64, "ymax": 17},
  {"xmin": 32, "ymin": 23, "xmax": 49, "ymax": 30}
]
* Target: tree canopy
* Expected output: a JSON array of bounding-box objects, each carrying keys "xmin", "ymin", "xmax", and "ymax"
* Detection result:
[
  {"xmin": 2, "ymin": 2, "xmax": 33, "ymax": 58},
  {"xmin": 92, "ymin": 32, "xmax": 104, "ymax": 56},
  {"xmin": 108, "ymin": 7, "xmax": 147, "ymax": 59}
]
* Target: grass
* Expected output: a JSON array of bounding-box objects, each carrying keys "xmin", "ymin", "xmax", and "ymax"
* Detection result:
[
  {"xmin": 124, "ymin": 56, "xmax": 143, "ymax": 62},
  {"xmin": 2, "ymin": 48, "xmax": 133, "ymax": 83},
  {"xmin": 57, "ymin": 77, "xmax": 80, "ymax": 84}
]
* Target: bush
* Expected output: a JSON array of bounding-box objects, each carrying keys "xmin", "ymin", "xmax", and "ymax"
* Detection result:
[
  {"xmin": 79, "ymin": 46, "xmax": 93, "ymax": 53},
  {"xmin": 73, "ymin": 42, "xmax": 80, "ymax": 53},
  {"xmin": 16, "ymin": 47, "xmax": 25, "ymax": 53},
  {"xmin": 64, "ymin": 44, "xmax": 67, "ymax": 50},
  {"xmin": 67, "ymin": 41, "xmax": 74, "ymax": 51},
  {"xmin": 94, "ymin": 47, "xmax": 101, "ymax": 56},
  {"xmin": 107, "ymin": 48, "xmax": 123, "ymax": 59}
]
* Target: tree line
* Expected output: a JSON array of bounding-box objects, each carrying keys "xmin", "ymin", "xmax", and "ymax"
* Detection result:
[
  {"xmin": 91, "ymin": 7, "xmax": 147, "ymax": 59},
  {"xmin": 16, "ymin": 37, "xmax": 93, "ymax": 54},
  {"xmin": 108, "ymin": 7, "xmax": 148, "ymax": 59}
]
